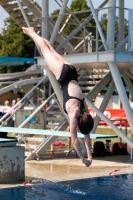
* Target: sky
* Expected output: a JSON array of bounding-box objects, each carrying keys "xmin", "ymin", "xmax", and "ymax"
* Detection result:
[{"xmin": 0, "ymin": 0, "xmax": 133, "ymax": 32}]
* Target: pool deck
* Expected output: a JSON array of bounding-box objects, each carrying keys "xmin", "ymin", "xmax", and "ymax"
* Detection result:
[{"xmin": 0, "ymin": 155, "xmax": 133, "ymax": 188}]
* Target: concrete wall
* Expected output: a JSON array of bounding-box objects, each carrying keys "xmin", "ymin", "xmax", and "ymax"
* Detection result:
[{"xmin": 0, "ymin": 146, "xmax": 25, "ymax": 183}]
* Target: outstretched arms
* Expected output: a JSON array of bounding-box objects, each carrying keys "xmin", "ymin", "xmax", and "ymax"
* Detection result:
[{"xmin": 69, "ymin": 113, "xmax": 92, "ymax": 167}]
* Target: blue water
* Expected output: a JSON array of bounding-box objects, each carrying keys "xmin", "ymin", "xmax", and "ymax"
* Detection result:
[{"xmin": 0, "ymin": 173, "xmax": 133, "ymax": 200}]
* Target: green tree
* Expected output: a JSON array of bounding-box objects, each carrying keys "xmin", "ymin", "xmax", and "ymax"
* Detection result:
[
  {"xmin": 100, "ymin": 14, "xmax": 128, "ymax": 40},
  {"xmin": 0, "ymin": 17, "xmax": 34, "ymax": 73}
]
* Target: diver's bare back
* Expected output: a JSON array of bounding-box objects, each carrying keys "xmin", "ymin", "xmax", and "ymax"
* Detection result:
[{"xmin": 65, "ymin": 80, "xmax": 85, "ymax": 113}]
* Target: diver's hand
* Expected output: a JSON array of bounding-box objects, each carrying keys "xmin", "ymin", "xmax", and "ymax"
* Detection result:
[{"xmin": 82, "ymin": 158, "xmax": 92, "ymax": 167}]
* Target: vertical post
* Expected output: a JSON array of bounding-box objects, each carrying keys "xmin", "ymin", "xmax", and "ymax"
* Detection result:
[
  {"xmin": 107, "ymin": 0, "xmax": 116, "ymax": 50},
  {"xmin": 42, "ymin": 0, "xmax": 49, "ymax": 40},
  {"xmin": 83, "ymin": 27, "xmax": 86, "ymax": 53},
  {"xmin": 96, "ymin": 10, "xmax": 98, "ymax": 52},
  {"xmin": 118, "ymin": 0, "xmax": 124, "ymax": 51},
  {"xmin": 42, "ymin": 0, "xmax": 49, "ymax": 99},
  {"xmin": 43, "ymin": 84, "xmax": 46, "ymax": 99},
  {"xmin": 48, "ymin": 82, "xmax": 52, "ymax": 97}
]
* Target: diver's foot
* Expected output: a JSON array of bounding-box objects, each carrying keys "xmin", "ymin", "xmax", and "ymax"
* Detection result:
[{"xmin": 22, "ymin": 27, "xmax": 34, "ymax": 35}]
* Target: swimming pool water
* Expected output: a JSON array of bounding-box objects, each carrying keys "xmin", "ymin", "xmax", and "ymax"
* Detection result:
[{"xmin": 0, "ymin": 173, "xmax": 133, "ymax": 200}]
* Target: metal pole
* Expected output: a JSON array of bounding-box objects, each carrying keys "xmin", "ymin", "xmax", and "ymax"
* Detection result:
[
  {"xmin": 118, "ymin": 0, "xmax": 124, "ymax": 51},
  {"xmin": 18, "ymin": 93, "xmax": 55, "ymax": 128},
  {"xmin": 92, "ymin": 80, "xmax": 115, "ymax": 132},
  {"xmin": 87, "ymin": 0, "xmax": 108, "ymax": 51},
  {"xmin": 0, "ymin": 77, "xmax": 47, "ymax": 122},
  {"xmin": 42, "ymin": 0, "xmax": 49, "ymax": 40},
  {"xmin": 56, "ymin": 14, "xmax": 93, "ymax": 51},
  {"xmin": 50, "ymin": 0, "xmax": 69, "ymax": 45},
  {"xmin": 107, "ymin": 0, "xmax": 116, "ymax": 51},
  {"xmin": 122, "ymin": 72, "xmax": 133, "ymax": 97},
  {"xmin": 87, "ymin": 71, "xmax": 112, "ymax": 99},
  {"xmin": 115, "ymin": 36, "xmax": 128, "ymax": 52},
  {"xmin": 96, "ymin": 10, "xmax": 98, "ymax": 52},
  {"xmin": 16, "ymin": 0, "xmax": 30, "ymax": 27},
  {"xmin": 124, "ymin": 70, "xmax": 133, "ymax": 80},
  {"xmin": 83, "ymin": 27, "xmax": 86, "ymax": 53},
  {"xmin": 48, "ymin": 82, "xmax": 52, "ymax": 97},
  {"xmin": 43, "ymin": 83, "xmax": 46, "ymax": 99},
  {"xmin": 108, "ymin": 62, "xmax": 133, "ymax": 132},
  {"xmin": 44, "ymin": 67, "xmax": 69, "ymax": 121},
  {"xmin": 56, "ymin": 0, "xmax": 108, "ymax": 51}
]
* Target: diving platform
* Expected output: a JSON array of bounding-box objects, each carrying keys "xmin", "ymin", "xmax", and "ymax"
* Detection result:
[
  {"xmin": 0, "ymin": 56, "xmax": 35, "ymax": 66},
  {"xmin": 37, "ymin": 51, "xmax": 133, "ymax": 70},
  {"xmin": 0, "ymin": 126, "xmax": 118, "ymax": 139}
]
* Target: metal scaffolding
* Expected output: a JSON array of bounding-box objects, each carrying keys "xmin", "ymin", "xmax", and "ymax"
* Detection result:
[{"xmin": 0, "ymin": 0, "xmax": 133, "ymax": 157}]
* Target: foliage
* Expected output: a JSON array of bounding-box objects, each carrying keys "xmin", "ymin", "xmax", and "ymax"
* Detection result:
[
  {"xmin": 100, "ymin": 14, "xmax": 129, "ymax": 39},
  {"xmin": 0, "ymin": 17, "xmax": 34, "ymax": 73}
]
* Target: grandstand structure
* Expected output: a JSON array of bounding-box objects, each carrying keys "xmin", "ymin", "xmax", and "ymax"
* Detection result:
[{"xmin": 0, "ymin": 0, "xmax": 133, "ymax": 160}]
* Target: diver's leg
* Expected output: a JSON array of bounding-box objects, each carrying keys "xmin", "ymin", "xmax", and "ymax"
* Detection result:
[
  {"xmin": 43, "ymin": 38, "xmax": 72, "ymax": 65},
  {"xmin": 22, "ymin": 27, "xmax": 63, "ymax": 79}
]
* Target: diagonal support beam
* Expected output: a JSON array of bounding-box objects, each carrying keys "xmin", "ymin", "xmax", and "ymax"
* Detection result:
[
  {"xmin": 85, "ymin": 98, "xmax": 133, "ymax": 148},
  {"xmin": 87, "ymin": 0, "xmax": 108, "ymax": 51},
  {"xmin": 124, "ymin": 70, "xmax": 133, "ymax": 80},
  {"xmin": 56, "ymin": 0, "xmax": 108, "ymax": 51},
  {"xmin": 50, "ymin": 0, "xmax": 69, "ymax": 45},
  {"xmin": 115, "ymin": 36, "xmax": 128, "ymax": 52},
  {"xmin": 108, "ymin": 62, "xmax": 133, "ymax": 133},
  {"xmin": 56, "ymin": 14, "xmax": 93, "ymax": 51},
  {"xmin": 123, "ymin": 71, "xmax": 133, "ymax": 97},
  {"xmin": 86, "ymin": 71, "xmax": 112, "ymax": 100},
  {"xmin": 92, "ymin": 80, "xmax": 115, "ymax": 132},
  {"xmin": 16, "ymin": 0, "xmax": 30, "ymax": 27}
]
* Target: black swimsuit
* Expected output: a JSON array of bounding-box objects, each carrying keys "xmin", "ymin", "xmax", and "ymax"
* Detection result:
[{"xmin": 58, "ymin": 64, "xmax": 85, "ymax": 114}]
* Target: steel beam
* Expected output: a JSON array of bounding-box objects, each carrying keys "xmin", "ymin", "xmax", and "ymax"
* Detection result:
[
  {"xmin": 44, "ymin": 67, "xmax": 69, "ymax": 121},
  {"xmin": 92, "ymin": 80, "xmax": 115, "ymax": 132},
  {"xmin": 86, "ymin": 71, "xmax": 112, "ymax": 100},
  {"xmin": 87, "ymin": 0, "xmax": 107, "ymax": 51},
  {"xmin": 50, "ymin": 0, "xmax": 69, "ymax": 45},
  {"xmin": 85, "ymin": 98, "xmax": 133, "ymax": 148},
  {"xmin": 16, "ymin": 0, "xmax": 30, "ymax": 27},
  {"xmin": 124, "ymin": 70, "xmax": 133, "ymax": 80},
  {"xmin": 108, "ymin": 62, "xmax": 133, "ymax": 133},
  {"xmin": 56, "ymin": 14, "xmax": 93, "ymax": 51},
  {"xmin": 123, "ymin": 71, "xmax": 133, "ymax": 97},
  {"xmin": 56, "ymin": 0, "xmax": 108, "ymax": 52},
  {"xmin": 115, "ymin": 36, "xmax": 128, "ymax": 52}
]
